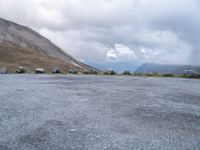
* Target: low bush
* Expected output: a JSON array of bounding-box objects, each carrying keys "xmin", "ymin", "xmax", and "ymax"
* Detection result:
[
  {"xmin": 161, "ymin": 73, "xmax": 175, "ymax": 77},
  {"xmin": 103, "ymin": 70, "xmax": 117, "ymax": 75},
  {"xmin": 83, "ymin": 70, "xmax": 98, "ymax": 75},
  {"xmin": 110, "ymin": 71, "xmax": 117, "ymax": 75},
  {"xmin": 122, "ymin": 71, "xmax": 132, "ymax": 75}
]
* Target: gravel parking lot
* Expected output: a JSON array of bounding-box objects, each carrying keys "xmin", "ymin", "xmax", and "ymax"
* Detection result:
[{"xmin": 0, "ymin": 75, "xmax": 200, "ymax": 150}]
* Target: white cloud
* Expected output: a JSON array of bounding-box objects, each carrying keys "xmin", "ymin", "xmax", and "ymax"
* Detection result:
[
  {"xmin": 137, "ymin": 30, "xmax": 193, "ymax": 64},
  {"xmin": 0, "ymin": 0, "xmax": 200, "ymax": 65},
  {"xmin": 107, "ymin": 44, "xmax": 137, "ymax": 61}
]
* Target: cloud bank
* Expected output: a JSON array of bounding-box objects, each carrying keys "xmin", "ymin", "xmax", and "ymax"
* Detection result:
[{"xmin": 0, "ymin": 0, "xmax": 200, "ymax": 65}]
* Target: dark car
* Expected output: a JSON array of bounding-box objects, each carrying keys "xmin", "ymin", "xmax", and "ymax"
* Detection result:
[
  {"xmin": 52, "ymin": 67, "xmax": 61, "ymax": 74},
  {"xmin": 183, "ymin": 70, "xmax": 200, "ymax": 78},
  {"xmin": 16, "ymin": 67, "xmax": 26, "ymax": 74}
]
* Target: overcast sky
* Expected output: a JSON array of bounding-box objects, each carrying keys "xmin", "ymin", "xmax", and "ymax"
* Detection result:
[{"xmin": 0, "ymin": 0, "xmax": 200, "ymax": 65}]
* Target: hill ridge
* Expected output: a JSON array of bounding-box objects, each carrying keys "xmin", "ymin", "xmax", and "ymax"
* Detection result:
[{"xmin": 0, "ymin": 18, "xmax": 96, "ymax": 73}]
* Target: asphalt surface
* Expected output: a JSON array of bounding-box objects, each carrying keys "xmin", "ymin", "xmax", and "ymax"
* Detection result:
[{"xmin": 0, "ymin": 75, "xmax": 200, "ymax": 150}]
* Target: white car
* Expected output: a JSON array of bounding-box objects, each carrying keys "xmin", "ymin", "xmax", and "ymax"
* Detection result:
[
  {"xmin": 184, "ymin": 70, "xmax": 200, "ymax": 78},
  {"xmin": 35, "ymin": 68, "xmax": 45, "ymax": 74}
]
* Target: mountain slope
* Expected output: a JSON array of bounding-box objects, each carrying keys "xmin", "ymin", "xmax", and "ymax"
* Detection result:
[
  {"xmin": 0, "ymin": 42, "xmax": 81, "ymax": 73},
  {"xmin": 0, "ymin": 18, "xmax": 95, "ymax": 73},
  {"xmin": 135, "ymin": 63, "xmax": 200, "ymax": 75}
]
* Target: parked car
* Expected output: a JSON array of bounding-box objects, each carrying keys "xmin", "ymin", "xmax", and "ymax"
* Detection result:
[
  {"xmin": 68, "ymin": 68, "xmax": 78, "ymax": 74},
  {"xmin": 183, "ymin": 70, "xmax": 200, "ymax": 78},
  {"xmin": 35, "ymin": 68, "xmax": 45, "ymax": 74},
  {"xmin": 52, "ymin": 67, "xmax": 61, "ymax": 74},
  {"xmin": 16, "ymin": 67, "xmax": 26, "ymax": 74},
  {"xmin": 0, "ymin": 68, "xmax": 6, "ymax": 74}
]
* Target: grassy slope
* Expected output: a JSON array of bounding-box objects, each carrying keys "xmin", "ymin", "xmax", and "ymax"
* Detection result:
[{"xmin": 0, "ymin": 44, "xmax": 79, "ymax": 73}]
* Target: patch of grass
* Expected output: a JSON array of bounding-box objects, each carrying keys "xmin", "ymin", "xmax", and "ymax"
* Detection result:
[
  {"xmin": 180, "ymin": 74, "xmax": 200, "ymax": 79},
  {"xmin": 82, "ymin": 70, "xmax": 98, "ymax": 75},
  {"xmin": 133, "ymin": 72, "xmax": 176, "ymax": 78},
  {"xmin": 0, "ymin": 44, "xmax": 84, "ymax": 73},
  {"xmin": 161, "ymin": 73, "xmax": 175, "ymax": 77}
]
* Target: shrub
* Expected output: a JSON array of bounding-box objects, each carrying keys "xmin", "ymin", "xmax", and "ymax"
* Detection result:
[
  {"xmin": 103, "ymin": 70, "xmax": 117, "ymax": 75},
  {"xmin": 152, "ymin": 72, "xmax": 160, "ymax": 76},
  {"xmin": 103, "ymin": 72, "xmax": 110, "ymax": 75},
  {"xmin": 83, "ymin": 71, "xmax": 89, "ymax": 74},
  {"xmin": 68, "ymin": 69, "xmax": 78, "ymax": 74},
  {"xmin": 122, "ymin": 71, "xmax": 132, "ymax": 75},
  {"xmin": 146, "ymin": 73, "xmax": 155, "ymax": 77},
  {"xmin": 110, "ymin": 70, "xmax": 117, "ymax": 75},
  {"xmin": 83, "ymin": 70, "xmax": 98, "ymax": 75},
  {"xmin": 161, "ymin": 73, "xmax": 175, "ymax": 77},
  {"xmin": 133, "ymin": 73, "xmax": 143, "ymax": 76},
  {"xmin": 183, "ymin": 74, "xmax": 200, "ymax": 79},
  {"xmin": 90, "ymin": 70, "xmax": 98, "ymax": 74}
]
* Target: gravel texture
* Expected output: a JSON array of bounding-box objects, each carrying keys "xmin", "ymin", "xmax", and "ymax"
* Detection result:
[{"xmin": 0, "ymin": 75, "xmax": 200, "ymax": 150}]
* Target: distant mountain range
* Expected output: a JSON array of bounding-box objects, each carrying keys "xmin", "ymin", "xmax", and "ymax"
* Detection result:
[
  {"xmin": 0, "ymin": 18, "xmax": 95, "ymax": 73},
  {"xmin": 85, "ymin": 60, "xmax": 140, "ymax": 73},
  {"xmin": 135, "ymin": 63, "xmax": 200, "ymax": 75}
]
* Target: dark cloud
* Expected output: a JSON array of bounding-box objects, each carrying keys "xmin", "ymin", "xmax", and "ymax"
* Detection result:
[{"xmin": 0, "ymin": 0, "xmax": 200, "ymax": 65}]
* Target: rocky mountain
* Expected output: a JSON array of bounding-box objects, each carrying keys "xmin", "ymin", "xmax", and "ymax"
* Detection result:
[
  {"xmin": 0, "ymin": 18, "xmax": 95, "ymax": 73},
  {"xmin": 85, "ymin": 60, "xmax": 140, "ymax": 73},
  {"xmin": 135, "ymin": 63, "xmax": 200, "ymax": 75}
]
